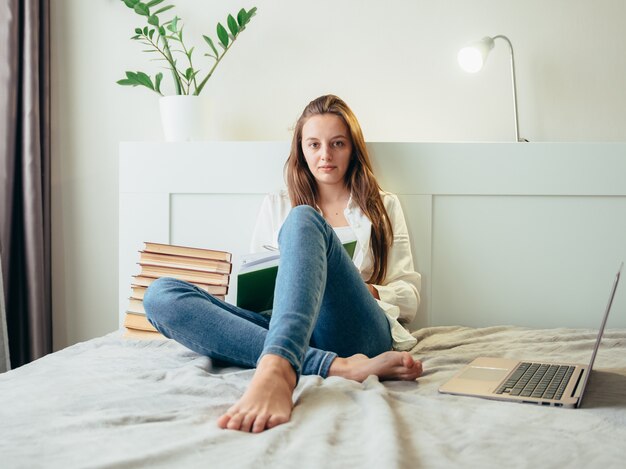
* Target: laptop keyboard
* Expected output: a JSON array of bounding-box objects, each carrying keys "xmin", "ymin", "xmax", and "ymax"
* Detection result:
[{"xmin": 495, "ymin": 362, "xmax": 576, "ymax": 400}]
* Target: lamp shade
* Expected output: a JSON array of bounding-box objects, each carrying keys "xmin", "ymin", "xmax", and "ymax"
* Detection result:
[
  {"xmin": 457, "ymin": 34, "xmax": 525, "ymax": 142},
  {"xmin": 457, "ymin": 36, "xmax": 495, "ymax": 73}
]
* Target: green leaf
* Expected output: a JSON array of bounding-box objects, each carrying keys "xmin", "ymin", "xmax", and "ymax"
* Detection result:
[
  {"xmin": 185, "ymin": 67, "xmax": 193, "ymax": 81},
  {"xmin": 216, "ymin": 22, "xmax": 229, "ymax": 47},
  {"xmin": 227, "ymin": 14, "xmax": 239, "ymax": 36},
  {"xmin": 117, "ymin": 78, "xmax": 137, "ymax": 86},
  {"xmin": 187, "ymin": 46, "xmax": 194, "ymax": 59},
  {"xmin": 237, "ymin": 8, "xmax": 246, "ymax": 27},
  {"xmin": 143, "ymin": 26, "xmax": 148, "ymax": 35},
  {"xmin": 135, "ymin": 71, "xmax": 154, "ymax": 90},
  {"xmin": 148, "ymin": 14, "xmax": 159, "ymax": 26},
  {"xmin": 134, "ymin": 27, "xmax": 142, "ymax": 34},
  {"xmin": 117, "ymin": 72, "xmax": 160, "ymax": 94},
  {"xmin": 155, "ymin": 72, "xmax": 163, "ymax": 93},
  {"xmin": 146, "ymin": 0, "xmax": 164, "ymax": 7},
  {"xmin": 148, "ymin": 29, "xmax": 155, "ymax": 39},
  {"xmin": 134, "ymin": 2, "xmax": 150, "ymax": 16},
  {"xmin": 203, "ymin": 35, "xmax": 219, "ymax": 57},
  {"xmin": 158, "ymin": 26, "xmax": 166, "ymax": 36},
  {"xmin": 245, "ymin": 7, "xmax": 257, "ymax": 24},
  {"xmin": 154, "ymin": 5, "xmax": 175, "ymax": 15},
  {"xmin": 169, "ymin": 16, "xmax": 179, "ymax": 32},
  {"xmin": 123, "ymin": 0, "xmax": 138, "ymax": 8}
]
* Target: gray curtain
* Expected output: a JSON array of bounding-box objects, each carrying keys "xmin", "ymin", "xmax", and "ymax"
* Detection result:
[
  {"xmin": 0, "ymin": 0, "xmax": 51, "ymax": 368},
  {"xmin": 0, "ymin": 252, "xmax": 9, "ymax": 372}
]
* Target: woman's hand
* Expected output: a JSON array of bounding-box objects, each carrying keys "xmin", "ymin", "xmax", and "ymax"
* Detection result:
[{"xmin": 366, "ymin": 283, "xmax": 380, "ymax": 300}]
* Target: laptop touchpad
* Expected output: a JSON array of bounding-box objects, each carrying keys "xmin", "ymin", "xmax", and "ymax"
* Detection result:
[{"xmin": 459, "ymin": 367, "xmax": 509, "ymax": 382}]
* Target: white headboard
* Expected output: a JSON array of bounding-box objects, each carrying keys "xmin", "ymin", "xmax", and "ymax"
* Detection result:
[{"xmin": 119, "ymin": 142, "xmax": 626, "ymax": 330}]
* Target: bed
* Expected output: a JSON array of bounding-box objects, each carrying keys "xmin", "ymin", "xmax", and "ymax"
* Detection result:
[
  {"xmin": 2, "ymin": 325, "xmax": 625, "ymax": 468},
  {"xmin": 2, "ymin": 142, "xmax": 626, "ymax": 468}
]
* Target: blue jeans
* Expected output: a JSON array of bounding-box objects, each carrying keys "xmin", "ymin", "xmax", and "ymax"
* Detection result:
[{"xmin": 143, "ymin": 205, "xmax": 393, "ymax": 379}]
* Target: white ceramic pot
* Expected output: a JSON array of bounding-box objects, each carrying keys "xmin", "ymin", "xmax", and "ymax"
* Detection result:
[{"xmin": 159, "ymin": 95, "xmax": 211, "ymax": 142}]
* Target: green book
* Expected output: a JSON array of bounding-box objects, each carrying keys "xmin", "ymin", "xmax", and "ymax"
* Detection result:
[{"xmin": 236, "ymin": 240, "xmax": 357, "ymax": 313}]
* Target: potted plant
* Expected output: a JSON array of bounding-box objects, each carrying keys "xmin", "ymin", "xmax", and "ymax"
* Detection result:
[{"xmin": 117, "ymin": 0, "xmax": 257, "ymax": 141}]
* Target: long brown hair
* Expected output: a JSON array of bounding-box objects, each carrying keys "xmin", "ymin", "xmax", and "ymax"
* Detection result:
[{"xmin": 285, "ymin": 95, "xmax": 393, "ymax": 285}]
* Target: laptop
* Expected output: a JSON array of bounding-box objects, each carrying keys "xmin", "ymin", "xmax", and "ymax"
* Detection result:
[{"xmin": 439, "ymin": 262, "xmax": 623, "ymax": 408}]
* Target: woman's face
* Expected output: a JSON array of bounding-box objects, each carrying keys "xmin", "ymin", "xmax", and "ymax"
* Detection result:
[{"xmin": 301, "ymin": 113, "xmax": 353, "ymax": 189}]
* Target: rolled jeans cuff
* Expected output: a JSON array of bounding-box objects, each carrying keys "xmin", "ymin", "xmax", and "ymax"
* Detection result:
[{"xmin": 317, "ymin": 351, "xmax": 337, "ymax": 378}]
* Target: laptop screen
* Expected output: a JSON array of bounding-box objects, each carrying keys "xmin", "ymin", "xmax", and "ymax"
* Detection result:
[{"xmin": 576, "ymin": 262, "xmax": 623, "ymax": 407}]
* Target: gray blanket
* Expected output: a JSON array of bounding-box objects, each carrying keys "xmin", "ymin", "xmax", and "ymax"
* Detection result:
[{"xmin": 1, "ymin": 326, "xmax": 625, "ymax": 468}]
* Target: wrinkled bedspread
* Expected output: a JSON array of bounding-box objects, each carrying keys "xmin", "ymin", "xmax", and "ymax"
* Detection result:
[{"xmin": 1, "ymin": 326, "xmax": 625, "ymax": 469}]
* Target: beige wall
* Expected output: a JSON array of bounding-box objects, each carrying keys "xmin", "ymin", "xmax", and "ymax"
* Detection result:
[{"xmin": 50, "ymin": 0, "xmax": 626, "ymax": 350}]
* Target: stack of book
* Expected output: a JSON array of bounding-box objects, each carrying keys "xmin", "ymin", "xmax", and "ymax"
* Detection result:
[{"xmin": 123, "ymin": 242, "xmax": 232, "ymax": 340}]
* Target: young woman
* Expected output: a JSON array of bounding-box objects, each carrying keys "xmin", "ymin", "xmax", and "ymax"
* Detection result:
[{"xmin": 144, "ymin": 95, "xmax": 422, "ymax": 434}]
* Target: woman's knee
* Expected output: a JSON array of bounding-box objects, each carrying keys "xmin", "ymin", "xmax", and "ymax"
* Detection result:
[
  {"xmin": 289, "ymin": 205, "xmax": 320, "ymax": 217},
  {"xmin": 143, "ymin": 277, "xmax": 192, "ymax": 323},
  {"xmin": 281, "ymin": 205, "xmax": 324, "ymax": 236}
]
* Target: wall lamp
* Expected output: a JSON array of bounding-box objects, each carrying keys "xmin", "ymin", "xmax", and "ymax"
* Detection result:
[{"xmin": 458, "ymin": 35, "xmax": 527, "ymax": 142}]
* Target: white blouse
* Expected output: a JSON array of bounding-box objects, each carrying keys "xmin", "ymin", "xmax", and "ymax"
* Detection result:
[
  {"xmin": 332, "ymin": 225, "xmax": 357, "ymax": 245},
  {"xmin": 250, "ymin": 190, "xmax": 420, "ymax": 351}
]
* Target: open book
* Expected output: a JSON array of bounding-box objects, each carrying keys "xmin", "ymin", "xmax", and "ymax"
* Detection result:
[{"xmin": 236, "ymin": 240, "xmax": 357, "ymax": 312}]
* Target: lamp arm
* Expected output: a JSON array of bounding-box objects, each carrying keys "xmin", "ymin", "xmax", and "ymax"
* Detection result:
[{"xmin": 493, "ymin": 35, "xmax": 522, "ymax": 142}]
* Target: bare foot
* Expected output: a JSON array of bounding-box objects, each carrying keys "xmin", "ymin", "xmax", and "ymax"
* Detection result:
[
  {"xmin": 328, "ymin": 351, "xmax": 422, "ymax": 382},
  {"xmin": 217, "ymin": 354, "xmax": 297, "ymax": 433}
]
